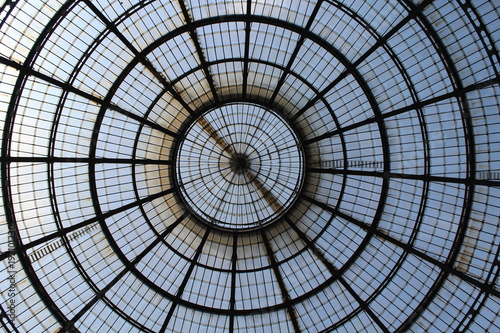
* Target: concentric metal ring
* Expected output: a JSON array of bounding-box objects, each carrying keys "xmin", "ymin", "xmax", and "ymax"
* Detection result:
[
  {"xmin": 0, "ymin": 1, "xmax": 499, "ymax": 333},
  {"xmin": 174, "ymin": 103, "xmax": 305, "ymax": 231}
]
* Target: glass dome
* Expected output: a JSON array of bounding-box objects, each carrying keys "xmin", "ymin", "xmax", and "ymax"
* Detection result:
[{"xmin": 0, "ymin": 0, "xmax": 499, "ymax": 332}]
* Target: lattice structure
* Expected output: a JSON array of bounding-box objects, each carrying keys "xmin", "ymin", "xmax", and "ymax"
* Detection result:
[{"xmin": 0, "ymin": 1, "xmax": 499, "ymax": 332}]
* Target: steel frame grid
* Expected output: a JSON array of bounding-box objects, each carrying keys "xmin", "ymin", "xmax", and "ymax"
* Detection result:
[{"xmin": 0, "ymin": 0, "xmax": 499, "ymax": 332}]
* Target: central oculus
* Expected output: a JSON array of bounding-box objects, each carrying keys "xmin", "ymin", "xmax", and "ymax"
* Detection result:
[
  {"xmin": 229, "ymin": 153, "xmax": 251, "ymax": 174},
  {"xmin": 174, "ymin": 103, "xmax": 305, "ymax": 231}
]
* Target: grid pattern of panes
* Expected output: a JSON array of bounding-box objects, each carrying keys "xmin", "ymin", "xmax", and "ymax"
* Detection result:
[
  {"xmin": 0, "ymin": 0, "xmax": 499, "ymax": 332},
  {"xmin": 175, "ymin": 103, "xmax": 305, "ymax": 230}
]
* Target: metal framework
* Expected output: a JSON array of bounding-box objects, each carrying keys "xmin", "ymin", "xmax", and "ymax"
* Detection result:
[{"xmin": 0, "ymin": 0, "xmax": 499, "ymax": 332}]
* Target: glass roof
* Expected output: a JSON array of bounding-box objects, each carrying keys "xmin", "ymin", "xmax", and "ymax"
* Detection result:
[{"xmin": 0, "ymin": 0, "xmax": 499, "ymax": 332}]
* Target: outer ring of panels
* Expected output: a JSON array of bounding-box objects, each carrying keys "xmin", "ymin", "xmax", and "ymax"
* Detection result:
[{"xmin": 0, "ymin": 1, "xmax": 498, "ymax": 333}]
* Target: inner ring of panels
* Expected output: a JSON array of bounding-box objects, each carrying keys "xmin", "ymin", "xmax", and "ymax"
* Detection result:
[
  {"xmin": 174, "ymin": 102, "xmax": 306, "ymax": 231},
  {"xmin": 0, "ymin": 0, "xmax": 499, "ymax": 333}
]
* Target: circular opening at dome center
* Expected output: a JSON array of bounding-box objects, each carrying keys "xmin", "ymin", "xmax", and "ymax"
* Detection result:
[
  {"xmin": 229, "ymin": 153, "xmax": 250, "ymax": 174},
  {"xmin": 174, "ymin": 102, "xmax": 305, "ymax": 231}
]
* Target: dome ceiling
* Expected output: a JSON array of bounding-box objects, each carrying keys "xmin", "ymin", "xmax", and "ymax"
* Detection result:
[{"xmin": 0, "ymin": 0, "xmax": 499, "ymax": 332}]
